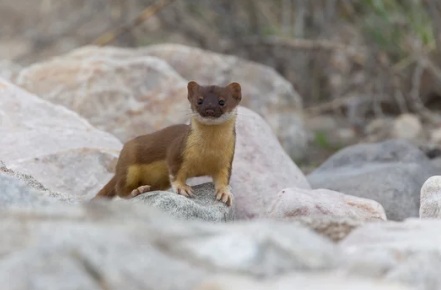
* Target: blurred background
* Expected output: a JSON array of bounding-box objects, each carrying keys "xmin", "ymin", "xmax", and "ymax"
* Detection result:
[{"xmin": 2, "ymin": 0, "xmax": 441, "ymax": 171}]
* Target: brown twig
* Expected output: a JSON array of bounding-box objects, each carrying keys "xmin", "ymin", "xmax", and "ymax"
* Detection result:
[
  {"xmin": 243, "ymin": 35, "xmax": 366, "ymax": 62},
  {"xmin": 92, "ymin": 0, "xmax": 176, "ymax": 46},
  {"xmin": 392, "ymin": 77, "xmax": 409, "ymax": 114},
  {"xmin": 304, "ymin": 95, "xmax": 360, "ymax": 115},
  {"xmin": 410, "ymin": 62, "xmax": 425, "ymax": 111}
]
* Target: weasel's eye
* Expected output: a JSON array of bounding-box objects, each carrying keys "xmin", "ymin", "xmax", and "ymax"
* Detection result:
[
  {"xmin": 197, "ymin": 98, "xmax": 204, "ymax": 105},
  {"xmin": 219, "ymin": 99, "xmax": 225, "ymax": 106}
]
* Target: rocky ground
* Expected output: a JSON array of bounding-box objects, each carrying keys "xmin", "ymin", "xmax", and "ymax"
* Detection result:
[{"xmin": 2, "ymin": 44, "xmax": 441, "ymax": 290}]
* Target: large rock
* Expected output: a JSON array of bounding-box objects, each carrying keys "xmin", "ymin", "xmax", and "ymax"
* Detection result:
[
  {"xmin": 231, "ymin": 107, "xmax": 310, "ymax": 219},
  {"xmin": 420, "ymin": 175, "xmax": 441, "ymax": 218},
  {"xmin": 308, "ymin": 139, "xmax": 437, "ymax": 220},
  {"xmin": 130, "ymin": 183, "xmax": 232, "ymax": 222},
  {"xmin": 340, "ymin": 219, "xmax": 441, "ymax": 290},
  {"xmin": 16, "ymin": 45, "xmax": 307, "ymax": 159},
  {"xmin": 0, "ymin": 78, "xmax": 122, "ymax": 201},
  {"xmin": 267, "ymin": 187, "xmax": 386, "ymax": 221},
  {"xmin": 15, "ymin": 46, "xmax": 189, "ymax": 142},
  {"xmin": 0, "ymin": 202, "xmax": 338, "ymax": 289},
  {"xmin": 143, "ymin": 43, "xmax": 307, "ymax": 159}
]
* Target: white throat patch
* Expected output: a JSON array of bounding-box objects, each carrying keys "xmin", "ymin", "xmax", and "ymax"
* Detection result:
[{"xmin": 194, "ymin": 109, "xmax": 237, "ymax": 125}]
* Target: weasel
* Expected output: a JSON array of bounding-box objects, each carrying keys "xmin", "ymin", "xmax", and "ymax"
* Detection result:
[{"xmin": 92, "ymin": 81, "xmax": 241, "ymax": 206}]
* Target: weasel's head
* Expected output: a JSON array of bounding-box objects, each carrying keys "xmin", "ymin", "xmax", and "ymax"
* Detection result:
[{"xmin": 187, "ymin": 81, "xmax": 242, "ymax": 125}]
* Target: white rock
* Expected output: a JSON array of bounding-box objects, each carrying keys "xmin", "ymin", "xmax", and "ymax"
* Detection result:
[
  {"xmin": 420, "ymin": 175, "xmax": 441, "ymax": 218},
  {"xmin": 392, "ymin": 114, "xmax": 422, "ymax": 140},
  {"xmin": 15, "ymin": 46, "xmax": 189, "ymax": 142},
  {"xmin": 231, "ymin": 107, "xmax": 310, "ymax": 219},
  {"xmin": 0, "ymin": 78, "xmax": 122, "ymax": 201},
  {"xmin": 267, "ymin": 187, "xmax": 386, "ymax": 221}
]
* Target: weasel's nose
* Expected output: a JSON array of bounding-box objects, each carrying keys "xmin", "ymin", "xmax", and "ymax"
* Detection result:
[{"xmin": 205, "ymin": 108, "xmax": 215, "ymax": 116}]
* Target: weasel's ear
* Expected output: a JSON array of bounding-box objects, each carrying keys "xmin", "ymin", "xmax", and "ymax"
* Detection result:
[
  {"xmin": 227, "ymin": 82, "xmax": 241, "ymax": 101},
  {"xmin": 187, "ymin": 81, "xmax": 199, "ymax": 96}
]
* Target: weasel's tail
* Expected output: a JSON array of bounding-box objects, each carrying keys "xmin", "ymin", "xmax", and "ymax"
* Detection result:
[{"xmin": 91, "ymin": 176, "xmax": 117, "ymax": 201}]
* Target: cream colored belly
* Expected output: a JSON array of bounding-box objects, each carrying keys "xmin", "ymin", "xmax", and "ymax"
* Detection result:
[{"xmin": 126, "ymin": 160, "xmax": 170, "ymax": 190}]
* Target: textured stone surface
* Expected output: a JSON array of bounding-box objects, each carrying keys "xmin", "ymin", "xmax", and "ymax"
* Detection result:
[
  {"xmin": 0, "ymin": 78, "xmax": 122, "ymax": 201},
  {"xmin": 197, "ymin": 273, "xmax": 412, "ymax": 290},
  {"xmin": 0, "ymin": 162, "xmax": 60, "ymax": 199},
  {"xmin": 0, "ymin": 202, "xmax": 338, "ymax": 289},
  {"xmin": 15, "ymin": 46, "xmax": 190, "ymax": 142},
  {"xmin": 143, "ymin": 43, "xmax": 307, "ymax": 158},
  {"xmin": 10, "ymin": 148, "xmax": 118, "ymax": 202},
  {"xmin": 292, "ymin": 216, "xmax": 369, "ymax": 242},
  {"xmin": 231, "ymin": 107, "xmax": 310, "ymax": 219},
  {"xmin": 340, "ymin": 219, "xmax": 441, "ymax": 290},
  {"xmin": 153, "ymin": 221, "xmax": 337, "ymax": 276},
  {"xmin": 420, "ymin": 176, "xmax": 441, "ymax": 218},
  {"xmin": 130, "ymin": 183, "xmax": 232, "ymax": 222},
  {"xmin": 267, "ymin": 187, "xmax": 386, "ymax": 221},
  {"xmin": 308, "ymin": 139, "xmax": 437, "ymax": 220},
  {"xmin": 0, "ymin": 174, "xmax": 58, "ymax": 207}
]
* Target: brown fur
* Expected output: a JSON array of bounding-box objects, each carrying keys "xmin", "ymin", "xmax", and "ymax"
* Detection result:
[{"xmin": 92, "ymin": 81, "xmax": 241, "ymax": 206}]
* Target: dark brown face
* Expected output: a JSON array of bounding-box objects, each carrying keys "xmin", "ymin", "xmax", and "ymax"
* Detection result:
[{"xmin": 187, "ymin": 81, "xmax": 242, "ymax": 120}]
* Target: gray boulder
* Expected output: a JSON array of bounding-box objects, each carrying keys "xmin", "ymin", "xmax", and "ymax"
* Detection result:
[
  {"xmin": 340, "ymin": 219, "xmax": 441, "ymax": 290},
  {"xmin": 129, "ymin": 183, "xmax": 233, "ymax": 222},
  {"xmin": 308, "ymin": 139, "xmax": 437, "ymax": 220},
  {"xmin": 0, "ymin": 202, "xmax": 338, "ymax": 290}
]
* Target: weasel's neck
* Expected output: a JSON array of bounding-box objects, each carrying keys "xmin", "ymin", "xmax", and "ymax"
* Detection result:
[{"xmin": 190, "ymin": 115, "xmax": 236, "ymax": 139}]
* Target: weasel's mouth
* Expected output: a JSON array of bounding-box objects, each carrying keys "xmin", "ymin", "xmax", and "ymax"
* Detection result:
[
  {"xmin": 199, "ymin": 112, "xmax": 222, "ymax": 118},
  {"xmin": 194, "ymin": 111, "xmax": 235, "ymax": 125}
]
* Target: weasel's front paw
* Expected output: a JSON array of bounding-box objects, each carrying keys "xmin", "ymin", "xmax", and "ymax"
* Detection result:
[
  {"xmin": 172, "ymin": 183, "xmax": 194, "ymax": 198},
  {"xmin": 130, "ymin": 185, "xmax": 151, "ymax": 198},
  {"xmin": 215, "ymin": 189, "xmax": 233, "ymax": 206}
]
